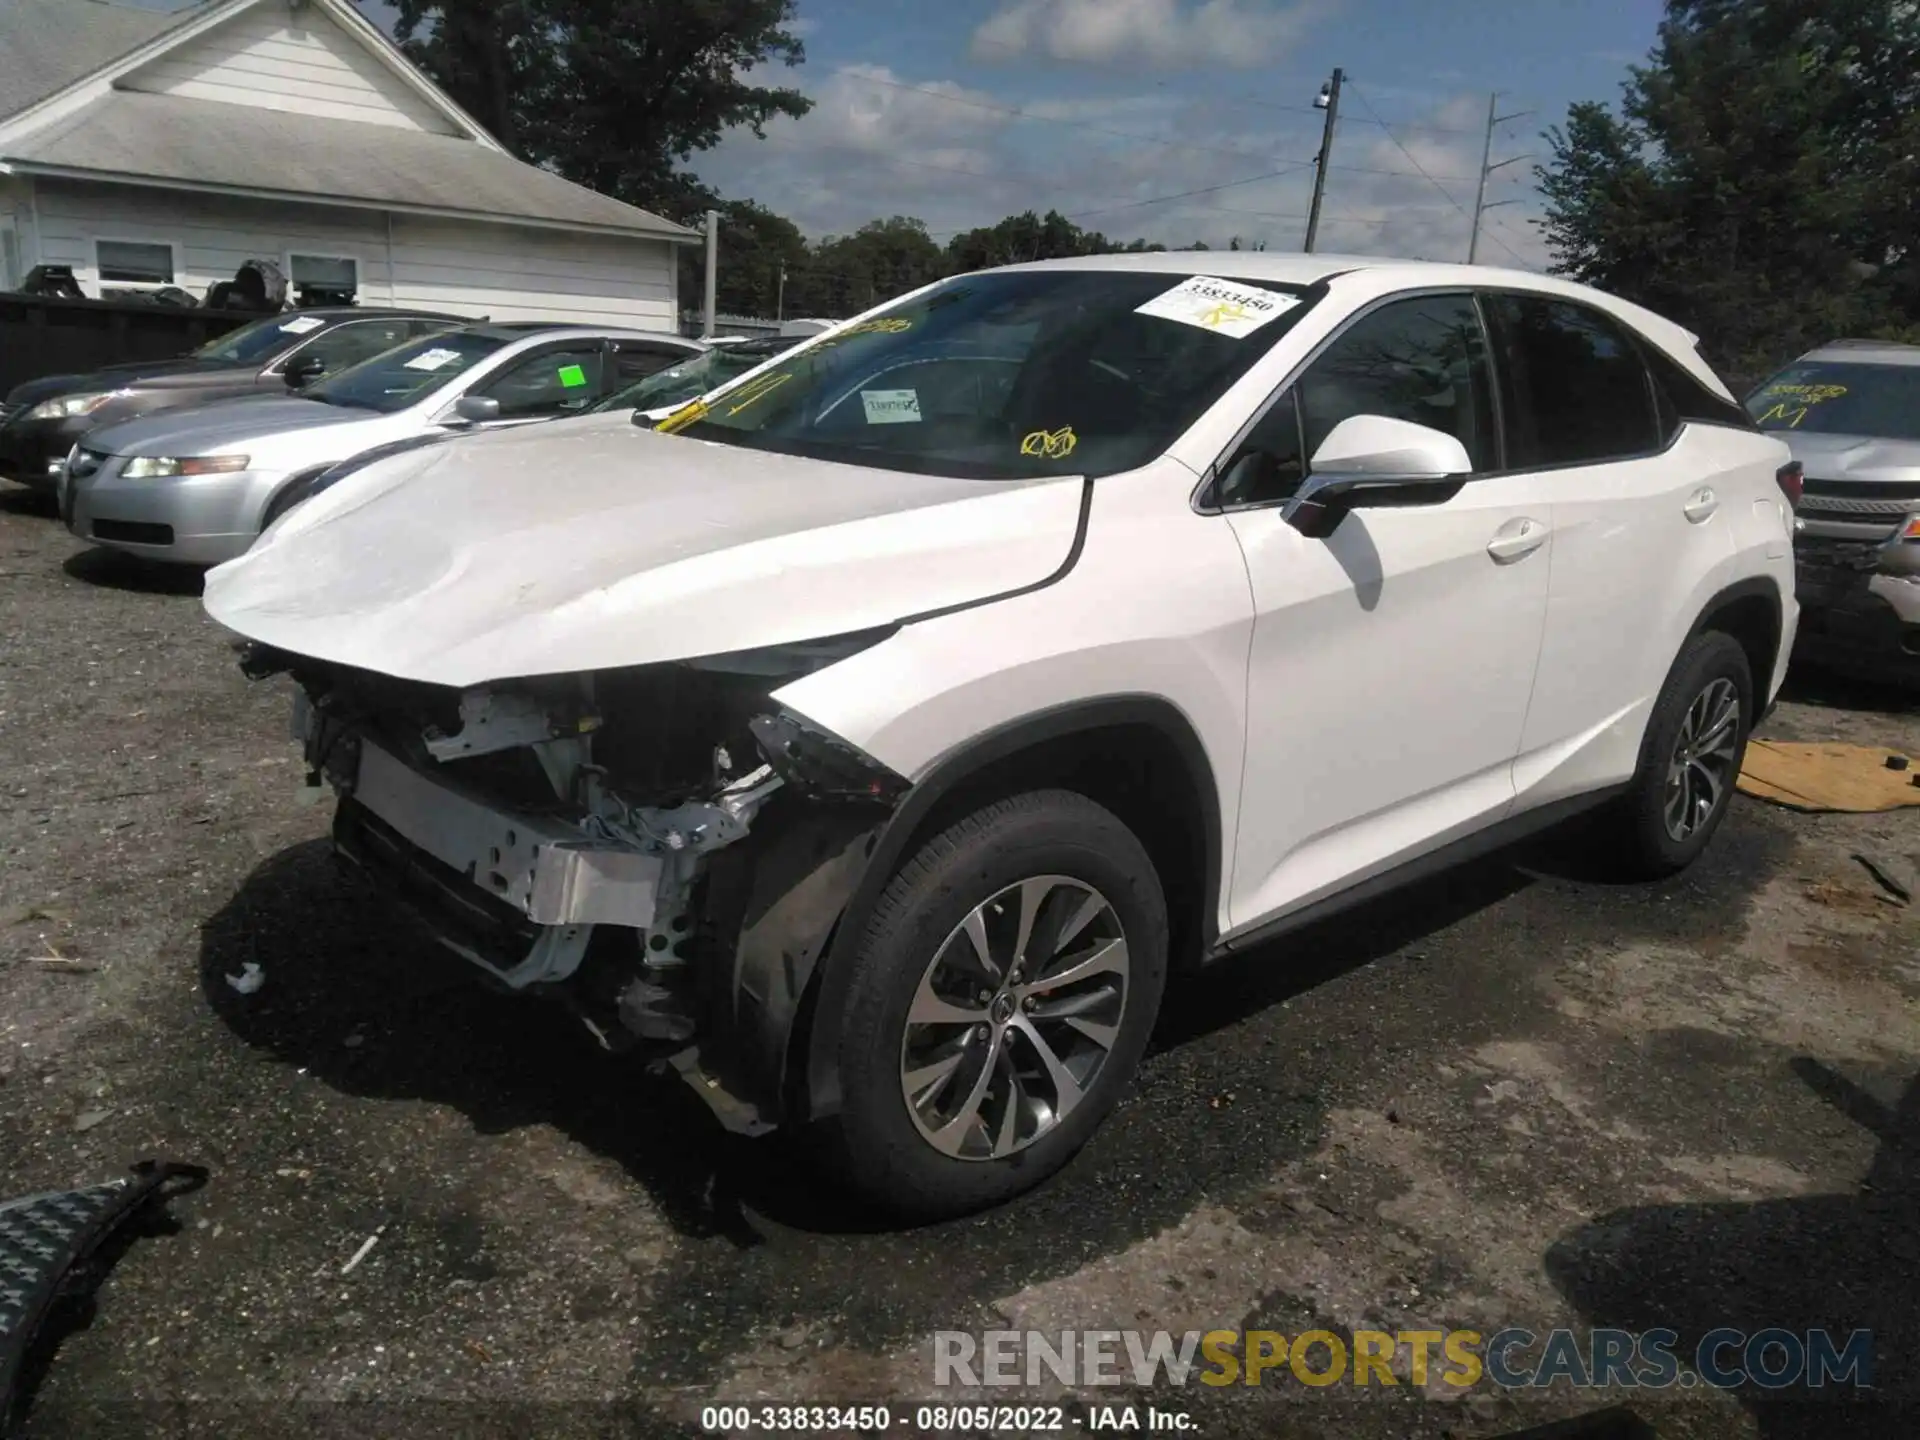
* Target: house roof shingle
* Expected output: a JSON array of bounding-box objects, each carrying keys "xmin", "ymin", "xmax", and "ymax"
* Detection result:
[
  {"xmin": 0, "ymin": 0, "xmax": 212, "ymax": 124},
  {"xmin": 3, "ymin": 89, "xmax": 698, "ymax": 240}
]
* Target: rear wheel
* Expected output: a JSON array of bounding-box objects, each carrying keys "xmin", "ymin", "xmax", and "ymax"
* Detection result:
[
  {"xmin": 822, "ymin": 790, "xmax": 1168, "ymax": 1220},
  {"xmin": 1605, "ymin": 630, "xmax": 1753, "ymax": 878}
]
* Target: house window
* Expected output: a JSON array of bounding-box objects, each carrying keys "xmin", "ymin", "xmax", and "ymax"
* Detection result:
[
  {"xmin": 95, "ymin": 239, "xmax": 176, "ymax": 286},
  {"xmin": 290, "ymin": 253, "xmax": 358, "ymax": 304},
  {"xmin": 0, "ymin": 226, "xmax": 18, "ymax": 290}
]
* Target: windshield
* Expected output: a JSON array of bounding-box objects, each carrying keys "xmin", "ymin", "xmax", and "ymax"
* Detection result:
[
  {"xmin": 662, "ymin": 269, "xmax": 1319, "ymax": 479},
  {"xmin": 191, "ymin": 313, "xmax": 333, "ymax": 366},
  {"xmin": 1746, "ymin": 360, "xmax": 1920, "ymax": 440},
  {"xmin": 597, "ymin": 339, "xmax": 796, "ymax": 414},
  {"xmin": 306, "ymin": 330, "xmax": 508, "ymax": 413}
]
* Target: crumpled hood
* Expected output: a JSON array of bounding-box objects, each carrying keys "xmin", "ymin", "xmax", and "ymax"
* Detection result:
[
  {"xmin": 1777, "ymin": 431, "xmax": 1920, "ymax": 484},
  {"xmin": 85, "ymin": 395, "xmax": 365, "ymax": 457},
  {"xmin": 203, "ymin": 413, "xmax": 1086, "ymax": 688}
]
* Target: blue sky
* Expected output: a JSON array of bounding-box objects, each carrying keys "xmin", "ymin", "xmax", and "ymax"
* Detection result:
[{"xmin": 360, "ymin": 0, "xmax": 1667, "ymax": 265}]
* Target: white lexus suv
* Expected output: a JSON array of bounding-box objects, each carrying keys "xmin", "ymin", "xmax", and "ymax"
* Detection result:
[{"xmin": 203, "ymin": 254, "xmax": 1798, "ymax": 1218}]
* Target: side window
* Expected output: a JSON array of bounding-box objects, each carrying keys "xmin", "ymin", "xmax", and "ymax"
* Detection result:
[
  {"xmin": 299, "ymin": 320, "xmax": 414, "ymax": 372},
  {"xmin": 1297, "ymin": 294, "xmax": 1498, "ymax": 472},
  {"xmin": 1484, "ymin": 295, "xmax": 1661, "ymax": 468},
  {"xmin": 1216, "ymin": 389, "xmax": 1305, "ymax": 507},
  {"xmin": 474, "ymin": 347, "xmax": 606, "ymax": 417},
  {"xmin": 612, "ymin": 341, "xmax": 697, "ymax": 384},
  {"xmin": 1637, "ymin": 337, "xmax": 1757, "ymax": 437}
]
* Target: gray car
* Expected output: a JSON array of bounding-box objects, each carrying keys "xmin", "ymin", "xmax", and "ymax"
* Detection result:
[
  {"xmin": 1746, "ymin": 339, "xmax": 1920, "ymax": 684},
  {"xmin": 63, "ymin": 324, "xmax": 707, "ymax": 566}
]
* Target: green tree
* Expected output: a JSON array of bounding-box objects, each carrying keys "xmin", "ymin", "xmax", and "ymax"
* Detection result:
[
  {"xmin": 1537, "ymin": 0, "xmax": 1920, "ymax": 384},
  {"xmin": 390, "ymin": 0, "xmax": 812, "ymax": 219}
]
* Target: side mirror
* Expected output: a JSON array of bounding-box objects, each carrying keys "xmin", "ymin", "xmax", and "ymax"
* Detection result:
[
  {"xmin": 1282, "ymin": 414, "xmax": 1471, "ymax": 538},
  {"xmin": 283, "ymin": 353, "xmax": 327, "ymax": 389},
  {"xmin": 452, "ymin": 394, "xmax": 501, "ymax": 424}
]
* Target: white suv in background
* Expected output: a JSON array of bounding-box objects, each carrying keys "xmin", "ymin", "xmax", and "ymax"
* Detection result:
[{"xmin": 205, "ymin": 254, "xmax": 1797, "ymax": 1218}]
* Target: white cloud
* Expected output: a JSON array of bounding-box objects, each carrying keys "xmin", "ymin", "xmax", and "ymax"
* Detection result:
[
  {"xmin": 697, "ymin": 65, "xmax": 1552, "ymax": 267},
  {"xmin": 971, "ymin": 0, "xmax": 1319, "ymax": 70}
]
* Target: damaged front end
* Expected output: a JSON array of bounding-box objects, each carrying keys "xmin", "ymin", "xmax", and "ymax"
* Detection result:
[{"xmin": 241, "ymin": 636, "xmax": 907, "ymax": 1132}]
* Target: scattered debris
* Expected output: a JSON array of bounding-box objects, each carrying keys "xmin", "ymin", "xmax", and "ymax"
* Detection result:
[
  {"xmin": 344, "ymin": 1032, "xmax": 365, "ymax": 1049},
  {"xmin": 1887, "ymin": 754, "xmax": 1911, "ymax": 772},
  {"xmin": 224, "ymin": 962, "xmax": 265, "ymax": 995},
  {"xmin": 341, "ymin": 1225, "xmax": 385, "ymax": 1275},
  {"xmin": 1803, "ymin": 880, "xmax": 1889, "ymax": 917},
  {"xmin": 72, "ymin": 1109, "xmax": 114, "ymax": 1133},
  {"xmin": 2, "ymin": 954, "xmax": 99, "ymax": 973},
  {"xmin": 778, "ymin": 1325, "xmax": 810, "ymax": 1350},
  {"xmin": 1208, "ymin": 1091, "xmax": 1236, "ymax": 1111},
  {"xmin": 1386, "ymin": 1106, "xmax": 1402, "ymax": 1125},
  {"xmin": 1853, "ymin": 852, "xmax": 1916, "ymax": 906}
]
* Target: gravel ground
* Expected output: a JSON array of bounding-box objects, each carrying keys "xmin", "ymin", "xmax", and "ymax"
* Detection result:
[{"xmin": 2, "ymin": 482, "xmax": 1918, "ymax": 1440}]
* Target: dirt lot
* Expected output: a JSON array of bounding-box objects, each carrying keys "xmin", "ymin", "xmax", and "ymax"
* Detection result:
[{"xmin": 2, "ymin": 485, "xmax": 1918, "ymax": 1440}]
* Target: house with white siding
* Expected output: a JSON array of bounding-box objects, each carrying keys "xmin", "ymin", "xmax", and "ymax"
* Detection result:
[{"xmin": 0, "ymin": 0, "xmax": 696, "ymax": 325}]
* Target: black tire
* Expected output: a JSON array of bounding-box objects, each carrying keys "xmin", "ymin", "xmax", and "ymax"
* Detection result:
[
  {"xmin": 821, "ymin": 789, "xmax": 1168, "ymax": 1220},
  {"xmin": 1604, "ymin": 629, "xmax": 1754, "ymax": 878}
]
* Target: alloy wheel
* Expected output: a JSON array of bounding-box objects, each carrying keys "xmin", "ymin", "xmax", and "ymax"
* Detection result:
[
  {"xmin": 898, "ymin": 875, "xmax": 1130, "ymax": 1162},
  {"xmin": 1663, "ymin": 676, "xmax": 1742, "ymax": 842}
]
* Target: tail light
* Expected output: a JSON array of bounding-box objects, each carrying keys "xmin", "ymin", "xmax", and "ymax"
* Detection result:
[
  {"xmin": 1775, "ymin": 460, "xmax": 1804, "ymax": 510},
  {"xmin": 1894, "ymin": 514, "xmax": 1920, "ymax": 543}
]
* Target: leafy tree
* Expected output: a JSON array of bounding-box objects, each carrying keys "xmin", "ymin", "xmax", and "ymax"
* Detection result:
[
  {"xmin": 677, "ymin": 198, "xmax": 810, "ymax": 320},
  {"xmin": 1538, "ymin": 0, "xmax": 1920, "ymax": 384},
  {"xmin": 391, "ymin": 0, "xmax": 812, "ymax": 219}
]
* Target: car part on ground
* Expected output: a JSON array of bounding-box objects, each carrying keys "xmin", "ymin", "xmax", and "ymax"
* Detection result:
[
  {"xmin": 1737, "ymin": 739, "xmax": 1920, "ymax": 812},
  {"xmin": 59, "ymin": 325, "xmax": 705, "ymax": 565},
  {"xmin": 207, "ymin": 254, "xmax": 1795, "ymax": 1216},
  {"xmin": 1747, "ymin": 342, "xmax": 1920, "ymax": 684},
  {"xmin": 0, "ymin": 307, "xmax": 468, "ymax": 496},
  {"xmin": 0, "ymin": 1160, "xmax": 208, "ymax": 1436}
]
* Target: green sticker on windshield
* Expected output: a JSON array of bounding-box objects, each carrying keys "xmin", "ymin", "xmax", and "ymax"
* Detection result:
[{"xmin": 558, "ymin": 364, "xmax": 587, "ymax": 388}]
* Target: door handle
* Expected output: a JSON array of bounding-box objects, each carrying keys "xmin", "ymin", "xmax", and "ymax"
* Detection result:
[
  {"xmin": 1487, "ymin": 516, "xmax": 1549, "ymax": 563},
  {"xmin": 1683, "ymin": 487, "xmax": 1719, "ymax": 523}
]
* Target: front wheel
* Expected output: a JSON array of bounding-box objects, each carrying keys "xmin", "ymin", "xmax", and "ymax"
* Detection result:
[
  {"xmin": 821, "ymin": 790, "xmax": 1168, "ymax": 1220},
  {"xmin": 1604, "ymin": 630, "xmax": 1754, "ymax": 878}
]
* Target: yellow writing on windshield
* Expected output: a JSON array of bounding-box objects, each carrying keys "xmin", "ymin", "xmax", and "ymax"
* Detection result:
[
  {"xmin": 1753, "ymin": 382, "xmax": 1846, "ymax": 429},
  {"xmin": 1021, "ymin": 425, "xmax": 1078, "ymax": 460},
  {"xmin": 843, "ymin": 317, "xmax": 914, "ymax": 337},
  {"xmin": 722, "ymin": 370, "xmax": 793, "ymax": 417}
]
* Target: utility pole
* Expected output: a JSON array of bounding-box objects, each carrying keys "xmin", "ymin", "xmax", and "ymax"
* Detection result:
[
  {"xmin": 1468, "ymin": 93, "xmax": 1532, "ymax": 263},
  {"xmin": 776, "ymin": 260, "xmax": 786, "ymax": 322},
  {"xmin": 702, "ymin": 209, "xmax": 719, "ymax": 338},
  {"xmin": 1303, "ymin": 66, "xmax": 1343, "ymax": 254}
]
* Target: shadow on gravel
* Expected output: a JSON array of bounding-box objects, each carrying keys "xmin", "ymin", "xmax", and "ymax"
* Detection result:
[
  {"xmin": 61, "ymin": 548, "xmax": 206, "ymax": 596},
  {"xmin": 0, "ymin": 484, "xmax": 56, "ymax": 518},
  {"xmin": 1777, "ymin": 663, "xmax": 1920, "ymax": 716},
  {"xmin": 1545, "ymin": 1058, "xmax": 1918, "ymax": 1439}
]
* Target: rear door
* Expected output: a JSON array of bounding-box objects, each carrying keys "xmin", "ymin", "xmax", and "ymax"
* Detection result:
[{"xmin": 1485, "ymin": 292, "xmax": 1738, "ymax": 807}]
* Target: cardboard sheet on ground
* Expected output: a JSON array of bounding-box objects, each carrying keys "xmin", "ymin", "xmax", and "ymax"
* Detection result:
[{"xmin": 1737, "ymin": 740, "xmax": 1920, "ymax": 813}]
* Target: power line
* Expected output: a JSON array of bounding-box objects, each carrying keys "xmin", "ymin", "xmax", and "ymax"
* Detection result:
[{"xmin": 1345, "ymin": 80, "xmax": 1532, "ymax": 267}]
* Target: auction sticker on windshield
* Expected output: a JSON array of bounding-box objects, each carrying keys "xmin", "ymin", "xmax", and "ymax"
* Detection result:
[
  {"xmin": 1136, "ymin": 276, "xmax": 1300, "ymax": 338},
  {"xmin": 404, "ymin": 348, "xmax": 462, "ymax": 371},
  {"xmin": 861, "ymin": 389, "xmax": 922, "ymax": 424},
  {"xmin": 279, "ymin": 316, "xmax": 325, "ymax": 335}
]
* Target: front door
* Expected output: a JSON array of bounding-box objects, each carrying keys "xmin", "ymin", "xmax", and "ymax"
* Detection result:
[{"xmin": 1220, "ymin": 292, "xmax": 1553, "ymax": 935}]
